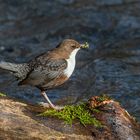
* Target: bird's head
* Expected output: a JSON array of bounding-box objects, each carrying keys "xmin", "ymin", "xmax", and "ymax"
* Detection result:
[{"xmin": 56, "ymin": 39, "xmax": 89, "ymax": 57}]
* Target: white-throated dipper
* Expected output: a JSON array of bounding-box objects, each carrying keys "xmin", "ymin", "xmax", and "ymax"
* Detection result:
[{"xmin": 0, "ymin": 39, "xmax": 89, "ymax": 110}]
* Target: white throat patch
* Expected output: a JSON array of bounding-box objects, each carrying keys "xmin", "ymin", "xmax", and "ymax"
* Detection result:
[{"xmin": 64, "ymin": 48, "xmax": 80, "ymax": 78}]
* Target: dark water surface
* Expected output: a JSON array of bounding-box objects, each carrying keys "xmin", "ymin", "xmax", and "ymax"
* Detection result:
[{"xmin": 0, "ymin": 0, "xmax": 140, "ymax": 121}]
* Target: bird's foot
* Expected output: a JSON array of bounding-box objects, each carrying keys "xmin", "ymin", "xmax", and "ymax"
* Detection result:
[
  {"xmin": 38, "ymin": 102, "xmax": 64, "ymax": 110},
  {"xmin": 38, "ymin": 102, "xmax": 50, "ymax": 108},
  {"xmin": 51, "ymin": 105, "xmax": 64, "ymax": 110}
]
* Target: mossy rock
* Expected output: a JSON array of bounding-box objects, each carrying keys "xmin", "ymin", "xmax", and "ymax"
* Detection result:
[
  {"xmin": 0, "ymin": 92, "xmax": 6, "ymax": 97},
  {"xmin": 39, "ymin": 103, "xmax": 102, "ymax": 127}
]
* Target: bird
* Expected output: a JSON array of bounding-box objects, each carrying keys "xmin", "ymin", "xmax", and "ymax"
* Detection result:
[{"xmin": 0, "ymin": 39, "xmax": 89, "ymax": 110}]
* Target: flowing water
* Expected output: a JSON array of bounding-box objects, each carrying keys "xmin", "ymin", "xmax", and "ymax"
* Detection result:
[{"xmin": 0, "ymin": 0, "xmax": 140, "ymax": 121}]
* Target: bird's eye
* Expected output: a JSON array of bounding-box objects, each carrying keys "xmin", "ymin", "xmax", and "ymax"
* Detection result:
[{"xmin": 71, "ymin": 45, "xmax": 75, "ymax": 49}]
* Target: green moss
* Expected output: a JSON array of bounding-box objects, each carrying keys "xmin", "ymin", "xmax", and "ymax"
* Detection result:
[
  {"xmin": 84, "ymin": 42, "xmax": 89, "ymax": 48},
  {"xmin": 97, "ymin": 94, "xmax": 111, "ymax": 102},
  {"xmin": 0, "ymin": 92, "xmax": 6, "ymax": 97},
  {"xmin": 39, "ymin": 103, "xmax": 102, "ymax": 127},
  {"xmin": 81, "ymin": 42, "xmax": 89, "ymax": 49},
  {"xmin": 92, "ymin": 108, "xmax": 101, "ymax": 113}
]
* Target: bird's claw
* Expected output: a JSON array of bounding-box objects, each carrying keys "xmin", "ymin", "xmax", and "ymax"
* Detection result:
[
  {"xmin": 38, "ymin": 102, "xmax": 64, "ymax": 110},
  {"xmin": 52, "ymin": 105, "xmax": 64, "ymax": 110},
  {"xmin": 38, "ymin": 102, "xmax": 50, "ymax": 108}
]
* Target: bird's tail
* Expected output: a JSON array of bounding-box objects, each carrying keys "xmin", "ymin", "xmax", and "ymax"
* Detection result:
[
  {"xmin": 0, "ymin": 61, "xmax": 20, "ymax": 72},
  {"xmin": 0, "ymin": 61, "xmax": 30, "ymax": 80}
]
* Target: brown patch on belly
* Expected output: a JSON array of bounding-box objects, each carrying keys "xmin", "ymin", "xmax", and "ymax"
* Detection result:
[{"xmin": 42, "ymin": 74, "xmax": 68, "ymax": 89}]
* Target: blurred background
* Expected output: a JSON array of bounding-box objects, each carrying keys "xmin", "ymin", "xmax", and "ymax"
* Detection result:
[{"xmin": 0, "ymin": 0, "xmax": 140, "ymax": 121}]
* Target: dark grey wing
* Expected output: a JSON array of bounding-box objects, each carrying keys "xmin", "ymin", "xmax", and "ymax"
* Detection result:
[{"xmin": 19, "ymin": 59, "xmax": 67, "ymax": 86}]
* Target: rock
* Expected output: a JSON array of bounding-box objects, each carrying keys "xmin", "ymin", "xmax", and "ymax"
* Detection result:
[
  {"xmin": 0, "ymin": 96, "xmax": 139, "ymax": 140},
  {"xmin": 89, "ymin": 96, "xmax": 140, "ymax": 140},
  {"xmin": 0, "ymin": 96, "xmax": 90, "ymax": 140}
]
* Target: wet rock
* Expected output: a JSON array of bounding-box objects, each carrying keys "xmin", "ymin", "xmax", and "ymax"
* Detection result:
[
  {"xmin": 0, "ymin": 96, "xmax": 139, "ymax": 140},
  {"xmin": 89, "ymin": 96, "xmax": 140, "ymax": 140},
  {"xmin": 0, "ymin": 96, "xmax": 90, "ymax": 140}
]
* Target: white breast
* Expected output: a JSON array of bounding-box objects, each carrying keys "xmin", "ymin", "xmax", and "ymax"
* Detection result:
[{"xmin": 64, "ymin": 48, "xmax": 80, "ymax": 78}]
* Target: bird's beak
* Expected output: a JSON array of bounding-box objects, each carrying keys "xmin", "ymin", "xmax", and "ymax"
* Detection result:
[{"xmin": 80, "ymin": 42, "xmax": 89, "ymax": 49}]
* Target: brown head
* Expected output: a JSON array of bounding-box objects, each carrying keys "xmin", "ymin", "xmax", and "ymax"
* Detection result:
[{"xmin": 54, "ymin": 39, "xmax": 88, "ymax": 59}]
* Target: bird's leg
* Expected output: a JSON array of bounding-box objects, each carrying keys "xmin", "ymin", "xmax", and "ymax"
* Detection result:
[
  {"xmin": 40, "ymin": 91, "xmax": 64, "ymax": 110},
  {"xmin": 41, "ymin": 91, "xmax": 55, "ymax": 108}
]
